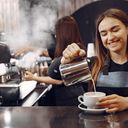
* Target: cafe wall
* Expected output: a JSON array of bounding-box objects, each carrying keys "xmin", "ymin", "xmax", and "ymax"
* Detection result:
[
  {"xmin": 56, "ymin": 0, "xmax": 95, "ymax": 18},
  {"xmin": 0, "ymin": 0, "xmax": 20, "ymax": 33}
]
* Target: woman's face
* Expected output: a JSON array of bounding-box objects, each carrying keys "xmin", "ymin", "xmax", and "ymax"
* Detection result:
[{"xmin": 98, "ymin": 17, "xmax": 128, "ymax": 55}]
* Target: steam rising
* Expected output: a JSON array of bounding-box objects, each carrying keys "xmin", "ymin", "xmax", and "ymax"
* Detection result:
[
  {"xmin": 30, "ymin": 4, "xmax": 57, "ymax": 48},
  {"xmin": 1, "ymin": 0, "xmax": 74, "ymax": 52},
  {"xmin": 2, "ymin": 0, "xmax": 55, "ymax": 51}
]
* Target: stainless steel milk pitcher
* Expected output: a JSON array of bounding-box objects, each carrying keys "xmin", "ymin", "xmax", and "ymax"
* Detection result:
[{"xmin": 59, "ymin": 59, "xmax": 92, "ymax": 86}]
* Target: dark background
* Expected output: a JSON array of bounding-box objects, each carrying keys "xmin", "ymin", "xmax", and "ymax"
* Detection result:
[{"xmin": 72, "ymin": 0, "xmax": 128, "ymax": 47}]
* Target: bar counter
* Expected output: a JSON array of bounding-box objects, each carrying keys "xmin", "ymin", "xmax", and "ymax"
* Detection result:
[{"xmin": 0, "ymin": 106, "xmax": 128, "ymax": 128}]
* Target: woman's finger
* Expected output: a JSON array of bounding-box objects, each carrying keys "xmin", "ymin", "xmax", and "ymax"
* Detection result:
[
  {"xmin": 97, "ymin": 98, "xmax": 117, "ymax": 106},
  {"xmin": 106, "ymin": 107, "xmax": 118, "ymax": 113},
  {"xmin": 99, "ymin": 94, "xmax": 118, "ymax": 102}
]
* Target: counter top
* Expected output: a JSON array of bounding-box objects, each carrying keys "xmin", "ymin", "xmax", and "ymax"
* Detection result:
[{"xmin": 0, "ymin": 106, "xmax": 128, "ymax": 128}]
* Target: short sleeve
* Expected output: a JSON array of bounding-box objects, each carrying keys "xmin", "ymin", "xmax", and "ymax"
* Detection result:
[
  {"xmin": 47, "ymin": 45, "xmax": 55, "ymax": 60},
  {"xmin": 48, "ymin": 57, "xmax": 62, "ymax": 80}
]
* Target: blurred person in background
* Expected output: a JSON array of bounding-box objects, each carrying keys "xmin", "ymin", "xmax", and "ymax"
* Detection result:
[
  {"xmin": 25, "ymin": 16, "xmax": 86, "ymax": 106},
  {"xmin": 47, "ymin": 16, "xmax": 86, "ymax": 106},
  {"xmin": 13, "ymin": 42, "xmax": 55, "ymax": 60}
]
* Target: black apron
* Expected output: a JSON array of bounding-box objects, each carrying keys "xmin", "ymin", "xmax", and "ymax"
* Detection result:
[
  {"xmin": 96, "ymin": 71, "xmax": 128, "ymax": 96},
  {"xmin": 53, "ymin": 82, "xmax": 87, "ymax": 106}
]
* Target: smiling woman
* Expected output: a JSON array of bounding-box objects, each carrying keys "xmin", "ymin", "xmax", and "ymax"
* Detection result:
[
  {"xmin": 93, "ymin": 9, "xmax": 128, "ymax": 113},
  {"xmin": 60, "ymin": 8, "xmax": 128, "ymax": 113},
  {"xmin": 93, "ymin": 8, "xmax": 128, "ymax": 82},
  {"xmin": 98, "ymin": 17, "xmax": 127, "ymax": 61}
]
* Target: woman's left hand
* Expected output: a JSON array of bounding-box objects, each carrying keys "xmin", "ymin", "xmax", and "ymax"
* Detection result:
[{"xmin": 97, "ymin": 94, "xmax": 128, "ymax": 113}]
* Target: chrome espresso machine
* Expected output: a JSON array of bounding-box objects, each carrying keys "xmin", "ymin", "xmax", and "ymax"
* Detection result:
[{"xmin": 0, "ymin": 43, "xmax": 52, "ymax": 106}]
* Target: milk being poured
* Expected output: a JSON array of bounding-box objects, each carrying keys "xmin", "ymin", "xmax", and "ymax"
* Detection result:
[{"xmin": 91, "ymin": 78, "xmax": 96, "ymax": 92}]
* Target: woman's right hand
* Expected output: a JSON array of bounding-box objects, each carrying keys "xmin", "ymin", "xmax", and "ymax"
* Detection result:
[
  {"xmin": 61, "ymin": 43, "xmax": 86, "ymax": 64},
  {"xmin": 97, "ymin": 94, "xmax": 128, "ymax": 113},
  {"xmin": 24, "ymin": 71, "xmax": 34, "ymax": 81}
]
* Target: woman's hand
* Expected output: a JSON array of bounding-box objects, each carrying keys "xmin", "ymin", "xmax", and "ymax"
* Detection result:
[
  {"xmin": 61, "ymin": 43, "xmax": 86, "ymax": 64},
  {"xmin": 24, "ymin": 71, "xmax": 35, "ymax": 81},
  {"xmin": 97, "ymin": 94, "xmax": 128, "ymax": 113},
  {"xmin": 14, "ymin": 47, "xmax": 33, "ymax": 58}
]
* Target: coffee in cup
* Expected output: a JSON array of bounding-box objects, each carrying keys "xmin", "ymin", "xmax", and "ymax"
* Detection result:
[{"xmin": 78, "ymin": 92, "xmax": 106, "ymax": 109}]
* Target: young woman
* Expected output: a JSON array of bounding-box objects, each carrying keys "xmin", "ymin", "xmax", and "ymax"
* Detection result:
[
  {"xmin": 48, "ymin": 16, "xmax": 87, "ymax": 106},
  {"xmin": 25, "ymin": 16, "xmax": 86, "ymax": 106},
  {"xmin": 60, "ymin": 8, "xmax": 128, "ymax": 112}
]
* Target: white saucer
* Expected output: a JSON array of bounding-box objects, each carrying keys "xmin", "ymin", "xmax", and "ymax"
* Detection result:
[{"xmin": 78, "ymin": 104, "xmax": 107, "ymax": 114}]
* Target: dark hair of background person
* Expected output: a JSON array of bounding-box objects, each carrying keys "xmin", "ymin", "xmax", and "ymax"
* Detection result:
[
  {"xmin": 91, "ymin": 8, "xmax": 128, "ymax": 82},
  {"xmin": 54, "ymin": 16, "xmax": 85, "ymax": 58},
  {"xmin": 0, "ymin": 43, "xmax": 11, "ymax": 63},
  {"xmin": 47, "ymin": 45, "xmax": 56, "ymax": 60}
]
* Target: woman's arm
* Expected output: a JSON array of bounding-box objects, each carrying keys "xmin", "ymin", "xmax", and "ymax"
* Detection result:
[{"xmin": 24, "ymin": 71, "xmax": 63, "ymax": 85}]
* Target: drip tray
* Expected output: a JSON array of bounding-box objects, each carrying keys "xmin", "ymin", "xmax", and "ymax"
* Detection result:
[{"xmin": 0, "ymin": 80, "xmax": 37, "ymax": 100}]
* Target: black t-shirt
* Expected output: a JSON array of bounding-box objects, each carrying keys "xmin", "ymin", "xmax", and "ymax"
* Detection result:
[
  {"xmin": 48, "ymin": 57, "xmax": 86, "ymax": 106},
  {"xmin": 109, "ymin": 59, "xmax": 128, "ymax": 72},
  {"xmin": 48, "ymin": 57, "xmax": 62, "ymax": 80}
]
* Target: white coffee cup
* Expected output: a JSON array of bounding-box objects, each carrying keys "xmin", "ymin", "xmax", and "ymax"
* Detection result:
[{"xmin": 78, "ymin": 92, "xmax": 106, "ymax": 109}]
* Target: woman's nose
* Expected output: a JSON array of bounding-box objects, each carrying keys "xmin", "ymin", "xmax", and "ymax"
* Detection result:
[{"xmin": 107, "ymin": 32, "xmax": 115, "ymax": 41}]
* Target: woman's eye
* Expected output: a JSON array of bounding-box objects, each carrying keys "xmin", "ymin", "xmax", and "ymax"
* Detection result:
[
  {"xmin": 100, "ymin": 32, "xmax": 107, "ymax": 36},
  {"xmin": 112, "ymin": 27, "xmax": 119, "ymax": 32}
]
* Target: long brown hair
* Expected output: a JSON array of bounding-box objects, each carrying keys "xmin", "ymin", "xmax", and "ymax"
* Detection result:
[
  {"xmin": 91, "ymin": 8, "xmax": 128, "ymax": 83},
  {"xmin": 54, "ymin": 16, "xmax": 85, "ymax": 57}
]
